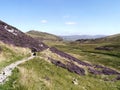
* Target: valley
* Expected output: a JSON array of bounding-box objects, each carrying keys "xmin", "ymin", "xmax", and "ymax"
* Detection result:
[
  {"xmin": 0, "ymin": 0, "xmax": 120, "ymax": 90},
  {"xmin": 0, "ymin": 20, "xmax": 120, "ymax": 90}
]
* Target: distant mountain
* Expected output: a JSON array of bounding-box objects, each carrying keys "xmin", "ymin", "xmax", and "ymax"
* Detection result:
[
  {"xmin": 76, "ymin": 33, "xmax": 120, "ymax": 44},
  {"xmin": 61, "ymin": 35, "xmax": 106, "ymax": 41},
  {"xmin": 0, "ymin": 20, "xmax": 48, "ymax": 51},
  {"xmin": 27, "ymin": 30, "xmax": 62, "ymax": 41},
  {"xmin": 97, "ymin": 34, "xmax": 120, "ymax": 43}
]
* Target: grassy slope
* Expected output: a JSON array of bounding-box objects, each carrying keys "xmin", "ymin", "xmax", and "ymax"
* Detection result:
[
  {"xmin": 97, "ymin": 34, "xmax": 120, "ymax": 43},
  {"xmin": 76, "ymin": 34, "xmax": 120, "ymax": 44},
  {"xmin": 1, "ymin": 42, "xmax": 120, "ymax": 90},
  {"xmin": 53, "ymin": 43, "xmax": 120, "ymax": 70},
  {"xmin": 64, "ymin": 34, "xmax": 120, "ymax": 70},
  {"xmin": 26, "ymin": 30, "xmax": 62, "ymax": 41},
  {"xmin": 26, "ymin": 30, "xmax": 65, "ymax": 48},
  {"xmin": 0, "ymin": 34, "xmax": 120, "ymax": 90},
  {"xmin": 0, "ymin": 41, "xmax": 31, "ymax": 89},
  {"xmin": 0, "ymin": 41, "xmax": 30, "ymax": 71},
  {"xmin": 1, "ymin": 57, "xmax": 120, "ymax": 90}
]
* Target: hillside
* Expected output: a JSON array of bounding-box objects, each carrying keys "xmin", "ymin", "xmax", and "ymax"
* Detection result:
[
  {"xmin": 0, "ymin": 20, "xmax": 48, "ymax": 51},
  {"xmin": 97, "ymin": 34, "xmax": 120, "ymax": 43},
  {"xmin": 75, "ymin": 34, "xmax": 120, "ymax": 57},
  {"xmin": 0, "ymin": 20, "xmax": 120, "ymax": 90},
  {"xmin": 0, "ymin": 43, "xmax": 120, "ymax": 89},
  {"xmin": 27, "ymin": 30, "xmax": 62, "ymax": 41},
  {"xmin": 0, "ymin": 41, "xmax": 30, "ymax": 71},
  {"xmin": 76, "ymin": 33, "xmax": 120, "ymax": 44},
  {"xmin": 1, "ymin": 45, "xmax": 120, "ymax": 90}
]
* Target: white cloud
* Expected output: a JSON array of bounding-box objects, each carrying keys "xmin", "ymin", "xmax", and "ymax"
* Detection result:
[
  {"xmin": 65, "ymin": 22, "xmax": 77, "ymax": 25},
  {"xmin": 41, "ymin": 20, "xmax": 48, "ymax": 24}
]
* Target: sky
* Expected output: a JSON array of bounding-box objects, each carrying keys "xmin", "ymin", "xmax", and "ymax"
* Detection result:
[{"xmin": 0, "ymin": 0, "xmax": 120, "ymax": 35}]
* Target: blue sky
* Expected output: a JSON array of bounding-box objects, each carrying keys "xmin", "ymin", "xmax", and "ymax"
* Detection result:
[{"xmin": 0, "ymin": 0, "xmax": 120, "ymax": 35}]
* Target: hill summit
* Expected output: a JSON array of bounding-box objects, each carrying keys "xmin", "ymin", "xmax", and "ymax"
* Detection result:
[{"xmin": 27, "ymin": 30, "xmax": 62, "ymax": 41}]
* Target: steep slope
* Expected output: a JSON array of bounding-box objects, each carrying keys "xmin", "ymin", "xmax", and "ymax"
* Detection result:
[
  {"xmin": 27, "ymin": 30, "xmax": 62, "ymax": 41},
  {"xmin": 0, "ymin": 41, "xmax": 30, "ymax": 71},
  {"xmin": 0, "ymin": 20, "xmax": 48, "ymax": 51},
  {"xmin": 97, "ymin": 34, "xmax": 120, "ymax": 43}
]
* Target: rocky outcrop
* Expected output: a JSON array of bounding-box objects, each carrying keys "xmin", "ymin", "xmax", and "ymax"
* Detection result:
[
  {"xmin": 50, "ymin": 47, "xmax": 91, "ymax": 66},
  {"xmin": 48, "ymin": 47, "xmax": 120, "ymax": 81},
  {"xmin": 48, "ymin": 57, "xmax": 85, "ymax": 75},
  {"xmin": 95, "ymin": 46, "xmax": 113, "ymax": 51},
  {"xmin": 88, "ymin": 67, "xmax": 120, "ymax": 75}
]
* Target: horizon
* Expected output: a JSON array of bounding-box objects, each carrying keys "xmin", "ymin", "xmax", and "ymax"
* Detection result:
[{"xmin": 0, "ymin": 0, "xmax": 120, "ymax": 35}]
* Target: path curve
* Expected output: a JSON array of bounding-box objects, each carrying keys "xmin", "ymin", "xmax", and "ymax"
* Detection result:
[{"xmin": 0, "ymin": 55, "xmax": 35, "ymax": 84}]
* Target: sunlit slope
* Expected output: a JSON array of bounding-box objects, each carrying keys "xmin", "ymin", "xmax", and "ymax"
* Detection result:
[
  {"xmin": 0, "ymin": 41, "xmax": 30, "ymax": 71},
  {"xmin": 1, "ymin": 56, "xmax": 120, "ymax": 90},
  {"xmin": 76, "ymin": 33, "xmax": 120, "ymax": 44},
  {"xmin": 27, "ymin": 30, "xmax": 62, "ymax": 41},
  {"xmin": 101, "ymin": 34, "xmax": 120, "ymax": 43}
]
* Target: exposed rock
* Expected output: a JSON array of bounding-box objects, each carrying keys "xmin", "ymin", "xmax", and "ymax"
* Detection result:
[
  {"xmin": 102, "ymin": 68, "xmax": 120, "ymax": 75},
  {"xmin": 116, "ymin": 75, "xmax": 120, "ymax": 80},
  {"xmin": 48, "ymin": 57, "xmax": 85, "ymax": 75},
  {"xmin": 88, "ymin": 68, "xmax": 102, "ymax": 75},
  {"xmin": 88, "ymin": 67, "xmax": 120, "ymax": 75},
  {"xmin": 72, "ymin": 78, "xmax": 78, "ymax": 85},
  {"xmin": 67, "ymin": 62, "xmax": 85, "ymax": 75},
  {"xmin": 48, "ymin": 57, "xmax": 66, "ymax": 68},
  {"xmin": 49, "ymin": 47, "xmax": 120, "ymax": 79},
  {"xmin": 95, "ymin": 46, "xmax": 113, "ymax": 51},
  {"xmin": 31, "ymin": 47, "xmax": 38, "ymax": 52},
  {"xmin": 0, "ymin": 20, "xmax": 48, "ymax": 51},
  {"xmin": 94, "ymin": 64, "xmax": 105, "ymax": 68},
  {"xmin": 50, "ymin": 47, "xmax": 91, "ymax": 66}
]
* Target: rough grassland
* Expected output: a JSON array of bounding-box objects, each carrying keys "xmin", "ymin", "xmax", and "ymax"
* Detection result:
[
  {"xmin": 1, "ymin": 57, "xmax": 120, "ymax": 90},
  {"xmin": 53, "ymin": 44, "xmax": 120, "ymax": 71},
  {"xmin": 0, "ymin": 39, "xmax": 120, "ymax": 90},
  {"xmin": 0, "ymin": 42, "xmax": 30, "ymax": 71}
]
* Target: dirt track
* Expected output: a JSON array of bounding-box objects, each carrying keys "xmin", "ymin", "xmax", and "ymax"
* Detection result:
[{"xmin": 0, "ymin": 56, "xmax": 35, "ymax": 84}]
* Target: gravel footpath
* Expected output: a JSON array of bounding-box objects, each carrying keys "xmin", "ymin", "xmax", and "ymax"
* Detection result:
[{"xmin": 0, "ymin": 56, "xmax": 35, "ymax": 84}]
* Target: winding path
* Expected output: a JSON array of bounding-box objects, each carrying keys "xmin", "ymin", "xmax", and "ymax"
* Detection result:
[{"xmin": 0, "ymin": 55, "xmax": 35, "ymax": 84}]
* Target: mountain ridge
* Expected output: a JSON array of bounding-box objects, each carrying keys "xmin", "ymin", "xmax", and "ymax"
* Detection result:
[
  {"xmin": 76, "ymin": 33, "xmax": 120, "ymax": 44},
  {"xmin": 61, "ymin": 35, "xmax": 107, "ymax": 41},
  {"xmin": 27, "ymin": 30, "xmax": 63, "ymax": 41}
]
